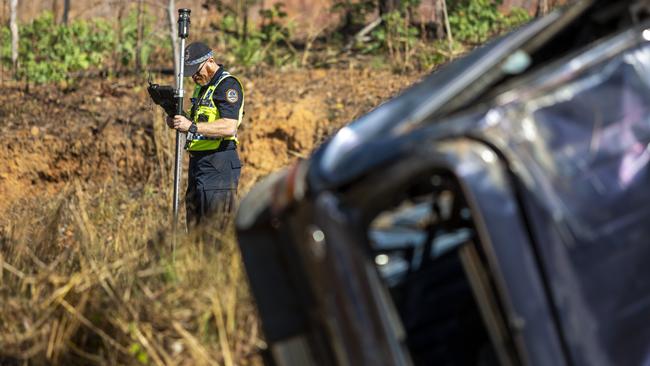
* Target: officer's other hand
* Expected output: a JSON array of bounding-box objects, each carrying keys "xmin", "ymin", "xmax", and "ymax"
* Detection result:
[
  {"xmin": 172, "ymin": 115, "xmax": 192, "ymax": 133},
  {"xmin": 166, "ymin": 116, "xmax": 174, "ymax": 129}
]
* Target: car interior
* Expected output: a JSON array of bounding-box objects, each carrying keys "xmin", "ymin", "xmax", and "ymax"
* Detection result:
[{"xmin": 365, "ymin": 169, "xmax": 515, "ymax": 366}]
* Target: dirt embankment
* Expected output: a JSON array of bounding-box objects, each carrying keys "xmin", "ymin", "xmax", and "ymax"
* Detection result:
[{"xmin": 0, "ymin": 67, "xmax": 422, "ymax": 214}]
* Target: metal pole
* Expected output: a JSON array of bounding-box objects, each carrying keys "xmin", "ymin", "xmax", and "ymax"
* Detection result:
[{"xmin": 173, "ymin": 8, "xmax": 190, "ymax": 237}]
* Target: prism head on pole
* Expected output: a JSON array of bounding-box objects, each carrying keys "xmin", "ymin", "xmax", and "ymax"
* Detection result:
[{"xmin": 178, "ymin": 9, "xmax": 191, "ymax": 39}]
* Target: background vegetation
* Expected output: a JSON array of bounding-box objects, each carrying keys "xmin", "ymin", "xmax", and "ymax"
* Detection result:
[{"xmin": 1, "ymin": 0, "xmax": 538, "ymax": 83}]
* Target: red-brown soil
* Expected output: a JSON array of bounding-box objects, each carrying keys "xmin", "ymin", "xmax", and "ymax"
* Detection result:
[{"xmin": 0, "ymin": 67, "xmax": 423, "ymax": 215}]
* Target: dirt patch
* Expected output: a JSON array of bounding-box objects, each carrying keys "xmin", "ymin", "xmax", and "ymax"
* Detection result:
[
  {"xmin": 0, "ymin": 67, "xmax": 423, "ymax": 213},
  {"xmin": 239, "ymin": 67, "xmax": 421, "ymax": 192},
  {"xmin": 0, "ymin": 81, "xmax": 155, "ymax": 212}
]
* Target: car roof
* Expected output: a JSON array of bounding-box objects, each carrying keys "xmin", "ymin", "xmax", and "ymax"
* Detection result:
[{"xmin": 316, "ymin": 0, "xmax": 607, "ymax": 182}]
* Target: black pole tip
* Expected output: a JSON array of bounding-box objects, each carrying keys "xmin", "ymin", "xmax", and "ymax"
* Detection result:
[{"xmin": 178, "ymin": 8, "xmax": 191, "ymax": 38}]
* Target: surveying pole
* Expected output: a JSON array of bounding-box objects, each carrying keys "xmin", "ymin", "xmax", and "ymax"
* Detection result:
[{"xmin": 173, "ymin": 8, "xmax": 191, "ymax": 234}]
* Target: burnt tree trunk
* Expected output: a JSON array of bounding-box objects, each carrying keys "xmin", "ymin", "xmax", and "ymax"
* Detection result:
[
  {"xmin": 242, "ymin": 0, "xmax": 249, "ymax": 41},
  {"xmin": 379, "ymin": 0, "xmax": 401, "ymax": 15},
  {"xmin": 435, "ymin": 0, "xmax": 445, "ymax": 39},
  {"xmin": 135, "ymin": 0, "xmax": 144, "ymax": 72},
  {"xmin": 63, "ymin": 0, "xmax": 70, "ymax": 24}
]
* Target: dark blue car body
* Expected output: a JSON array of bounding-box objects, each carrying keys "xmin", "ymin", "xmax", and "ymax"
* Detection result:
[{"xmin": 237, "ymin": 1, "xmax": 650, "ymax": 365}]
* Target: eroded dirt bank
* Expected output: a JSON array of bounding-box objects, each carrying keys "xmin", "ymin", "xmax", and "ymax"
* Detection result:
[{"xmin": 0, "ymin": 67, "xmax": 422, "ymax": 214}]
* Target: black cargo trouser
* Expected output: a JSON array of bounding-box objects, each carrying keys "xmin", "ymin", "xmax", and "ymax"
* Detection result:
[{"xmin": 185, "ymin": 145, "xmax": 241, "ymax": 231}]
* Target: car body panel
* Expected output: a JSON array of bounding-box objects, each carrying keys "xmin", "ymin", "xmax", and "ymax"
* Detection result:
[{"xmin": 237, "ymin": 1, "xmax": 650, "ymax": 365}]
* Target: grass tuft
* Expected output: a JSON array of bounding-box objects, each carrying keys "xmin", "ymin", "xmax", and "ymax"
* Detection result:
[{"xmin": 1, "ymin": 163, "xmax": 262, "ymax": 365}]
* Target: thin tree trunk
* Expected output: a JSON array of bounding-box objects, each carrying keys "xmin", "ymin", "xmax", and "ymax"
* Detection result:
[
  {"xmin": 10, "ymin": 0, "xmax": 18, "ymax": 77},
  {"xmin": 63, "ymin": 0, "xmax": 70, "ymax": 25},
  {"xmin": 135, "ymin": 0, "xmax": 144, "ymax": 72},
  {"xmin": 167, "ymin": 0, "xmax": 179, "ymax": 76},
  {"xmin": 242, "ymin": 0, "xmax": 249, "ymax": 42},
  {"xmin": 538, "ymin": 0, "xmax": 549, "ymax": 17},
  {"xmin": 441, "ymin": 0, "xmax": 453, "ymax": 53},
  {"xmin": 435, "ymin": 0, "xmax": 444, "ymax": 40},
  {"xmin": 379, "ymin": 0, "xmax": 400, "ymax": 15},
  {"xmin": 116, "ymin": 0, "xmax": 126, "ymax": 72}
]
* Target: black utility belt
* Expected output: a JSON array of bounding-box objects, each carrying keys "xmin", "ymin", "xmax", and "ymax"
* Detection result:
[{"xmin": 188, "ymin": 141, "xmax": 237, "ymax": 157}]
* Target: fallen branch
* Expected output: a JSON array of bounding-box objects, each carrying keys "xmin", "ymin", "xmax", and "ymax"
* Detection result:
[
  {"xmin": 344, "ymin": 17, "xmax": 383, "ymax": 52},
  {"xmin": 57, "ymin": 298, "xmax": 130, "ymax": 355},
  {"xmin": 172, "ymin": 321, "xmax": 218, "ymax": 366}
]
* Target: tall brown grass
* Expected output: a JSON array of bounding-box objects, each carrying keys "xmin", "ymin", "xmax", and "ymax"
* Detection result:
[{"xmin": 0, "ymin": 108, "xmax": 263, "ymax": 365}]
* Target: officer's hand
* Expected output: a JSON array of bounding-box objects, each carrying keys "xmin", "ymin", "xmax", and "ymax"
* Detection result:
[
  {"xmin": 172, "ymin": 115, "xmax": 192, "ymax": 133},
  {"xmin": 165, "ymin": 116, "xmax": 174, "ymax": 129}
]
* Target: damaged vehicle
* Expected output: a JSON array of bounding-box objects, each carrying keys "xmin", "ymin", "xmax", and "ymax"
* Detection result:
[{"xmin": 236, "ymin": 0, "xmax": 650, "ymax": 365}]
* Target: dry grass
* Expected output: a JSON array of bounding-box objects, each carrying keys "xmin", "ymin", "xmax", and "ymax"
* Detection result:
[{"xmin": 0, "ymin": 109, "xmax": 264, "ymax": 365}]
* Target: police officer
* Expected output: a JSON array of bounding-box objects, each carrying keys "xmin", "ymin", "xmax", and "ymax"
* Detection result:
[{"xmin": 166, "ymin": 42, "xmax": 244, "ymax": 230}]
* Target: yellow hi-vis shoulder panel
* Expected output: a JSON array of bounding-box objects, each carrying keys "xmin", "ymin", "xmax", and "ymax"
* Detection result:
[{"xmin": 187, "ymin": 71, "xmax": 244, "ymax": 151}]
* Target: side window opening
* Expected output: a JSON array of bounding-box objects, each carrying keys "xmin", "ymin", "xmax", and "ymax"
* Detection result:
[{"xmin": 366, "ymin": 170, "xmax": 516, "ymax": 366}]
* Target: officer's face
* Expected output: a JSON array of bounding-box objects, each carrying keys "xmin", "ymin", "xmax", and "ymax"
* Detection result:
[{"xmin": 192, "ymin": 58, "xmax": 212, "ymax": 86}]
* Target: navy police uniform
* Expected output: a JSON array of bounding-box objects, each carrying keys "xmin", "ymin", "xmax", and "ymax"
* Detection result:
[{"xmin": 184, "ymin": 45, "xmax": 244, "ymax": 229}]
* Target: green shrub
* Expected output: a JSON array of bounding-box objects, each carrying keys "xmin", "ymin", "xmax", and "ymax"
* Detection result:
[
  {"xmin": 449, "ymin": 0, "xmax": 531, "ymax": 44},
  {"xmin": 1, "ymin": 26, "xmax": 11, "ymax": 82},
  {"xmin": 331, "ymin": 0, "xmax": 376, "ymax": 33},
  {"xmin": 216, "ymin": 3, "xmax": 296, "ymax": 68},
  {"xmin": 1, "ymin": 8, "xmax": 166, "ymax": 84},
  {"xmin": 117, "ymin": 7, "xmax": 161, "ymax": 69},
  {"xmin": 1, "ymin": 12, "xmax": 114, "ymax": 83},
  {"xmin": 361, "ymin": 0, "xmax": 421, "ymax": 70}
]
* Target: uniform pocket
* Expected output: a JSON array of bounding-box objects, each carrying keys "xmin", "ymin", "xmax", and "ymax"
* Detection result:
[
  {"xmin": 231, "ymin": 158, "xmax": 241, "ymax": 188},
  {"xmin": 231, "ymin": 158, "xmax": 242, "ymax": 169},
  {"xmin": 198, "ymin": 150, "xmax": 241, "ymax": 190},
  {"xmin": 206, "ymin": 155, "xmax": 228, "ymax": 173},
  {"xmin": 204, "ymin": 189, "xmax": 236, "ymax": 218}
]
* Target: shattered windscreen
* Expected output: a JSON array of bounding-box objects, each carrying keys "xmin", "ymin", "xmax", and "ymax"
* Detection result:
[{"xmin": 480, "ymin": 25, "xmax": 650, "ymax": 366}]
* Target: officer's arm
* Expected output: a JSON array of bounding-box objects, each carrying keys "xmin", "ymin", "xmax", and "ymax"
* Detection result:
[
  {"xmin": 200, "ymin": 77, "xmax": 242, "ymax": 138},
  {"xmin": 195, "ymin": 118, "xmax": 237, "ymax": 137}
]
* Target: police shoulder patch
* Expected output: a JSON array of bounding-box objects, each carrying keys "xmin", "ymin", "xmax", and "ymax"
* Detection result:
[{"xmin": 225, "ymin": 88, "xmax": 239, "ymax": 104}]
